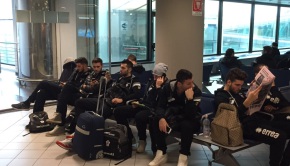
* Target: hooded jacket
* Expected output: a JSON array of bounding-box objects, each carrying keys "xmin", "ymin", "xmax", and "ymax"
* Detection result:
[
  {"xmin": 214, "ymin": 87, "xmax": 249, "ymax": 122},
  {"xmin": 155, "ymin": 80, "xmax": 202, "ymax": 120},
  {"xmin": 221, "ymin": 56, "xmax": 243, "ymax": 69}
]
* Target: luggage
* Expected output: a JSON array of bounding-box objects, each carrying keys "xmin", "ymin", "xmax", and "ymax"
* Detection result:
[
  {"xmin": 28, "ymin": 111, "xmax": 53, "ymax": 133},
  {"xmin": 73, "ymin": 111, "xmax": 104, "ymax": 160},
  {"xmin": 103, "ymin": 124, "xmax": 132, "ymax": 160},
  {"xmin": 72, "ymin": 77, "xmax": 107, "ymax": 160}
]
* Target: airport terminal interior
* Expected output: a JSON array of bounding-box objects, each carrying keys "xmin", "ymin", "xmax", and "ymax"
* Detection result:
[{"xmin": 0, "ymin": 0, "xmax": 290, "ymax": 165}]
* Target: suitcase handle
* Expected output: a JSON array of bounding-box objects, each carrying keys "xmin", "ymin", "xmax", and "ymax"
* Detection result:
[{"xmin": 87, "ymin": 111, "xmax": 101, "ymax": 117}]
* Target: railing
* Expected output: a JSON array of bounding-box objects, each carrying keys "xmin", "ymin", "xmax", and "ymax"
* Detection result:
[{"xmin": 0, "ymin": 42, "xmax": 18, "ymax": 66}]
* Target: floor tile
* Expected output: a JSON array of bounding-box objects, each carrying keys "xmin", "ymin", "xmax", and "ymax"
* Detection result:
[
  {"xmin": 0, "ymin": 159, "xmax": 13, "ymax": 166},
  {"xmin": 8, "ymin": 159, "xmax": 37, "ymax": 166},
  {"xmin": 25, "ymin": 142, "xmax": 52, "ymax": 150},
  {"xmin": 16, "ymin": 150, "xmax": 45, "ymax": 159},
  {"xmin": 3, "ymin": 142, "xmax": 29, "ymax": 150},
  {"xmin": 0, "ymin": 150, "xmax": 22, "ymax": 159},
  {"xmin": 33, "ymin": 159, "xmax": 62, "ymax": 166}
]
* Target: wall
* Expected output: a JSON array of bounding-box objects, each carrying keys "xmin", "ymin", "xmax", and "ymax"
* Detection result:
[
  {"xmin": 156, "ymin": 0, "xmax": 204, "ymax": 88},
  {"xmin": 55, "ymin": 0, "xmax": 77, "ymax": 77}
]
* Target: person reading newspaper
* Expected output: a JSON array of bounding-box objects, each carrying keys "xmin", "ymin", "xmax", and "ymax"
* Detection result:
[
  {"xmin": 254, "ymin": 64, "xmax": 290, "ymax": 122},
  {"xmin": 214, "ymin": 68, "xmax": 290, "ymax": 166},
  {"xmin": 246, "ymin": 66, "xmax": 275, "ymax": 115}
]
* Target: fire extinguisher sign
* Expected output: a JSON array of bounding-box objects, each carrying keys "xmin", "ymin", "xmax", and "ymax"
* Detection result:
[{"xmin": 192, "ymin": 0, "xmax": 203, "ymax": 16}]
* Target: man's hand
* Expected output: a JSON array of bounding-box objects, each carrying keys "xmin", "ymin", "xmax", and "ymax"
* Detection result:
[
  {"xmin": 156, "ymin": 77, "xmax": 164, "ymax": 88},
  {"xmin": 105, "ymin": 71, "xmax": 111, "ymax": 81},
  {"xmin": 112, "ymin": 98, "xmax": 123, "ymax": 104},
  {"xmin": 159, "ymin": 118, "xmax": 169, "ymax": 133},
  {"xmin": 185, "ymin": 88, "xmax": 194, "ymax": 100},
  {"xmin": 264, "ymin": 105, "xmax": 277, "ymax": 112},
  {"xmin": 243, "ymin": 86, "xmax": 262, "ymax": 107},
  {"xmin": 90, "ymin": 80, "xmax": 98, "ymax": 86}
]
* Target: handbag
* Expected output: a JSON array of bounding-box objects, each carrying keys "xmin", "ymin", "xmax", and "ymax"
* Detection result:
[{"xmin": 211, "ymin": 103, "xmax": 243, "ymax": 147}]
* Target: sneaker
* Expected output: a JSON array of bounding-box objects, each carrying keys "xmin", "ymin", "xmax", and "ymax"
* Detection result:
[
  {"xmin": 177, "ymin": 154, "xmax": 188, "ymax": 166},
  {"xmin": 45, "ymin": 125, "xmax": 65, "ymax": 136},
  {"xmin": 11, "ymin": 102, "xmax": 30, "ymax": 110},
  {"xmin": 47, "ymin": 112, "xmax": 62, "ymax": 124},
  {"xmin": 136, "ymin": 140, "xmax": 146, "ymax": 153},
  {"xmin": 148, "ymin": 150, "xmax": 168, "ymax": 166},
  {"xmin": 56, "ymin": 138, "xmax": 72, "ymax": 150},
  {"xmin": 66, "ymin": 133, "xmax": 74, "ymax": 139}
]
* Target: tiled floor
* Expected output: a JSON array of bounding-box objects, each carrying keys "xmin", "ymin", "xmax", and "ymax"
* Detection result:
[{"xmin": 0, "ymin": 105, "xmax": 271, "ymax": 166}]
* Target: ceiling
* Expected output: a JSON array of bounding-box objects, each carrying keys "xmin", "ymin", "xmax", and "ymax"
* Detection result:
[{"xmin": 240, "ymin": 0, "xmax": 290, "ymax": 6}]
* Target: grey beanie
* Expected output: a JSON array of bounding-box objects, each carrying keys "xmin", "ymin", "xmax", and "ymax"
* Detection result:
[{"xmin": 153, "ymin": 63, "xmax": 168, "ymax": 76}]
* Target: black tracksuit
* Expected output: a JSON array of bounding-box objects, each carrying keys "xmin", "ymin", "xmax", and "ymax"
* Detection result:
[
  {"xmin": 28, "ymin": 69, "xmax": 89, "ymax": 113},
  {"xmin": 256, "ymin": 53, "xmax": 277, "ymax": 69},
  {"xmin": 262, "ymin": 86, "xmax": 290, "ymax": 122},
  {"xmin": 153, "ymin": 80, "xmax": 202, "ymax": 156},
  {"xmin": 214, "ymin": 87, "xmax": 290, "ymax": 166},
  {"xmin": 74, "ymin": 74, "xmax": 141, "ymax": 120},
  {"xmin": 221, "ymin": 56, "xmax": 243, "ymax": 69},
  {"xmin": 114, "ymin": 78, "xmax": 168, "ymax": 151},
  {"xmin": 56, "ymin": 70, "xmax": 106, "ymax": 125}
]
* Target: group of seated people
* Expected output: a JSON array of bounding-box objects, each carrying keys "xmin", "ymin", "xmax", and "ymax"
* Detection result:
[
  {"xmin": 220, "ymin": 42, "xmax": 290, "ymax": 70},
  {"xmin": 11, "ymin": 53, "xmax": 290, "ymax": 166}
]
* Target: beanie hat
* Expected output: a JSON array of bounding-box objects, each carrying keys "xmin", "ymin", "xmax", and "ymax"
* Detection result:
[{"xmin": 153, "ymin": 63, "xmax": 168, "ymax": 76}]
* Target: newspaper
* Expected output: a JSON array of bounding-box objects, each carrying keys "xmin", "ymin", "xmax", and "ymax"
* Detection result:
[{"xmin": 246, "ymin": 66, "xmax": 275, "ymax": 115}]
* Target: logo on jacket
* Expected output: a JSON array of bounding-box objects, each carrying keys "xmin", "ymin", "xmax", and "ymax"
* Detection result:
[
  {"xmin": 255, "ymin": 127, "xmax": 279, "ymax": 139},
  {"xmin": 106, "ymin": 140, "xmax": 110, "ymax": 147}
]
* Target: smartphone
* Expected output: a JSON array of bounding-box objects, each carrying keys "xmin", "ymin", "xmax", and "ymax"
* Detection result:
[{"xmin": 167, "ymin": 126, "xmax": 172, "ymax": 134}]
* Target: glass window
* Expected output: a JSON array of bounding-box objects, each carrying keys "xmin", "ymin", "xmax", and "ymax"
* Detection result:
[
  {"xmin": 203, "ymin": 0, "xmax": 219, "ymax": 55},
  {"xmin": 279, "ymin": 7, "xmax": 290, "ymax": 49},
  {"xmin": 111, "ymin": 0, "xmax": 148, "ymax": 62},
  {"xmin": 253, "ymin": 5, "xmax": 277, "ymax": 51},
  {"xmin": 0, "ymin": 0, "xmax": 13, "ymax": 19},
  {"xmin": 222, "ymin": 2, "xmax": 251, "ymax": 53}
]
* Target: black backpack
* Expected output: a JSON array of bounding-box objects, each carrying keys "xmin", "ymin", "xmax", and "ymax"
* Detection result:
[{"xmin": 28, "ymin": 112, "xmax": 53, "ymax": 133}]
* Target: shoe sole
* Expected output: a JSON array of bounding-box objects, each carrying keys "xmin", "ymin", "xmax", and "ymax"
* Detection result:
[
  {"xmin": 11, "ymin": 107, "xmax": 30, "ymax": 111},
  {"xmin": 56, "ymin": 141, "xmax": 72, "ymax": 151}
]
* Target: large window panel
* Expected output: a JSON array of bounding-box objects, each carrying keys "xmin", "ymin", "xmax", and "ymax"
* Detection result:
[
  {"xmin": 0, "ymin": 0, "xmax": 13, "ymax": 19},
  {"xmin": 203, "ymin": 0, "xmax": 219, "ymax": 55},
  {"xmin": 111, "ymin": 0, "xmax": 148, "ymax": 62},
  {"xmin": 279, "ymin": 7, "xmax": 290, "ymax": 48},
  {"xmin": 253, "ymin": 5, "xmax": 277, "ymax": 51},
  {"xmin": 222, "ymin": 2, "xmax": 251, "ymax": 53}
]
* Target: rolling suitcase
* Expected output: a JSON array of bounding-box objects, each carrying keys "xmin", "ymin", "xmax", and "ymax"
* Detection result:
[{"xmin": 72, "ymin": 77, "xmax": 108, "ymax": 160}]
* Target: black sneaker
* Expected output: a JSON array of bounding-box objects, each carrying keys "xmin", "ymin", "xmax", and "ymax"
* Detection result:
[{"xmin": 11, "ymin": 102, "xmax": 30, "ymax": 110}]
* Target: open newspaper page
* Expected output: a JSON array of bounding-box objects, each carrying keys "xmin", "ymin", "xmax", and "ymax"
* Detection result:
[{"xmin": 246, "ymin": 66, "xmax": 275, "ymax": 115}]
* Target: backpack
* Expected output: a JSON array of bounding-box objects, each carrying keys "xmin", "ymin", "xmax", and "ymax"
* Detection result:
[
  {"xmin": 103, "ymin": 124, "xmax": 132, "ymax": 160},
  {"xmin": 28, "ymin": 112, "xmax": 53, "ymax": 133},
  {"xmin": 211, "ymin": 103, "xmax": 243, "ymax": 147}
]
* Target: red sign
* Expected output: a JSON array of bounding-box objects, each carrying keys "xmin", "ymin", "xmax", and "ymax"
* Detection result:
[{"xmin": 192, "ymin": 0, "xmax": 203, "ymax": 16}]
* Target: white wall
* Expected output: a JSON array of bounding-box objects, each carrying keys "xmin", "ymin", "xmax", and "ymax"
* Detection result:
[{"xmin": 55, "ymin": 0, "xmax": 77, "ymax": 76}]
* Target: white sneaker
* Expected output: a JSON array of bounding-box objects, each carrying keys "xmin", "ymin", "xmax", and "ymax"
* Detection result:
[
  {"xmin": 46, "ymin": 112, "xmax": 62, "ymax": 124},
  {"xmin": 137, "ymin": 140, "xmax": 146, "ymax": 153},
  {"xmin": 46, "ymin": 125, "xmax": 65, "ymax": 136},
  {"xmin": 177, "ymin": 154, "xmax": 188, "ymax": 166},
  {"xmin": 148, "ymin": 150, "xmax": 167, "ymax": 166},
  {"xmin": 56, "ymin": 138, "xmax": 72, "ymax": 150}
]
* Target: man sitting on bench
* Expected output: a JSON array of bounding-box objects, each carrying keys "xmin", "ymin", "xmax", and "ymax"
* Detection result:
[
  {"xmin": 214, "ymin": 68, "xmax": 290, "ymax": 166},
  {"xmin": 148, "ymin": 69, "xmax": 201, "ymax": 166}
]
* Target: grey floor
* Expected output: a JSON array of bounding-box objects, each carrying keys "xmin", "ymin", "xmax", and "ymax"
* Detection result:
[{"xmin": 0, "ymin": 65, "xmax": 271, "ymax": 166}]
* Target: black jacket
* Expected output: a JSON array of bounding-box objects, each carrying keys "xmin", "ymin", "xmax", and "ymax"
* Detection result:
[
  {"xmin": 214, "ymin": 87, "xmax": 249, "ymax": 121},
  {"xmin": 155, "ymin": 80, "xmax": 202, "ymax": 120},
  {"xmin": 141, "ymin": 78, "xmax": 169, "ymax": 108},
  {"xmin": 133, "ymin": 64, "xmax": 145, "ymax": 74},
  {"xmin": 262, "ymin": 86, "xmax": 290, "ymax": 111},
  {"xmin": 221, "ymin": 56, "xmax": 243, "ymax": 69},
  {"xmin": 67, "ymin": 68, "xmax": 92, "ymax": 88},
  {"xmin": 256, "ymin": 53, "xmax": 277, "ymax": 69},
  {"xmin": 107, "ymin": 75, "xmax": 141, "ymax": 103},
  {"xmin": 81, "ymin": 70, "xmax": 107, "ymax": 96}
]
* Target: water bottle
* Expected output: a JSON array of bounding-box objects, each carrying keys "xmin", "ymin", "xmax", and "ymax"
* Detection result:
[{"xmin": 203, "ymin": 114, "xmax": 210, "ymax": 138}]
